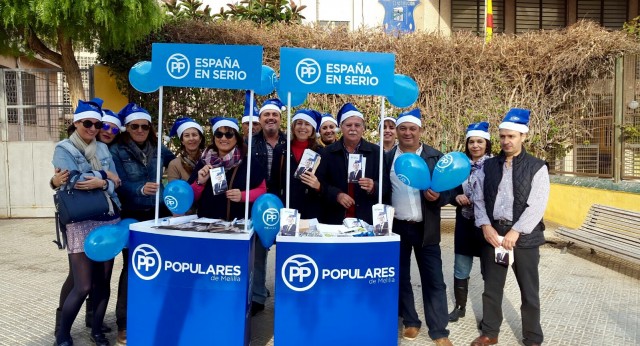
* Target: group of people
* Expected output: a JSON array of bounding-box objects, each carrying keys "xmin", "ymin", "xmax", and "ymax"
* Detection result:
[{"xmin": 51, "ymin": 90, "xmax": 549, "ymax": 346}]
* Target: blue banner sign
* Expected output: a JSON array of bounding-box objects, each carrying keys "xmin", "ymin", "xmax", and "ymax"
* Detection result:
[
  {"xmin": 151, "ymin": 43, "xmax": 262, "ymax": 89},
  {"xmin": 380, "ymin": 0, "xmax": 420, "ymax": 33},
  {"xmin": 279, "ymin": 47, "xmax": 395, "ymax": 96},
  {"xmin": 128, "ymin": 224, "xmax": 254, "ymax": 346},
  {"xmin": 274, "ymin": 237, "xmax": 400, "ymax": 345}
]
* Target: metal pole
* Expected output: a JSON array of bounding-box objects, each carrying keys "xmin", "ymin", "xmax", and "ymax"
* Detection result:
[
  {"xmin": 378, "ymin": 96, "xmax": 385, "ymax": 204},
  {"xmin": 16, "ymin": 71, "xmax": 24, "ymax": 141},
  {"xmin": 613, "ymin": 56, "xmax": 623, "ymax": 183},
  {"xmin": 285, "ymin": 92, "xmax": 292, "ymax": 209},
  {"xmin": 244, "ymin": 90, "xmax": 255, "ymax": 231},
  {"xmin": 154, "ymin": 86, "xmax": 164, "ymax": 225}
]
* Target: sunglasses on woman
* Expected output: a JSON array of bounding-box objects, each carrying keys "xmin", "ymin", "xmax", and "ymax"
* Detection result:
[
  {"xmin": 214, "ymin": 131, "xmax": 235, "ymax": 139},
  {"xmin": 128, "ymin": 124, "xmax": 150, "ymax": 131},
  {"xmin": 101, "ymin": 123, "xmax": 120, "ymax": 135},
  {"xmin": 81, "ymin": 120, "xmax": 103, "ymax": 130}
]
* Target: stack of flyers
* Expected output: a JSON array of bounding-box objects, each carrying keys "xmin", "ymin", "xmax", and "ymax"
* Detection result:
[
  {"xmin": 279, "ymin": 208, "xmax": 299, "ymax": 236},
  {"xmin": 495, "ymin": 236, "xmax": 514, "ymax": 266},
  {"xmin": 347, "ymin": 153, "xmax": 366, "ymax": 183},
  {"xmin": 294, "ymin": 149, "xmax": 321, "ymax": 179},
  {"xmin": 372, "ymin": 203, "xmax": 395, "ymax": 236},
  {"xmin": 297, "ymin": 218, "xmax": 323, "ymax": 237},
  {"xmin": 210, "ymin": 167, "xmax": 228, "ymax": 195}
]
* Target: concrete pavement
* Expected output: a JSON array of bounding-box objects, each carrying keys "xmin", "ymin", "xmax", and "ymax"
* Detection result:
[{"xmin": 0, "ymin": 218, "xmax": 638, "ymax": 346}]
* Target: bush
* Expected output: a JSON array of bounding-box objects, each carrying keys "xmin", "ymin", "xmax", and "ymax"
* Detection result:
[{"xmin": 99, "ymin": 19, "xmax": 639, "ymax": 158}]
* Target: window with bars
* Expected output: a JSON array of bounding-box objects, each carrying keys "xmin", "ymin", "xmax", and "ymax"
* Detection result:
[
  {"xmin": 577, "ymin": 0, "xmax": 628, "ymax": 30},
  {"xmin": 5, "ymin": 71, "xmax": 37, "ymax": 125},
  {"xmin": 451, "ymin": 0, "xmax": 505, "ymax": 34},
  {"xmin": 516, "ymin": 0, "xmax": 566, "ymax": 33}
]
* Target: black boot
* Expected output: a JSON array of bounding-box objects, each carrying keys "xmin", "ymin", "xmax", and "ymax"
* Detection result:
[
  {"xmin": 54, "ymin": 308, "xmax": 62, "ymax": 336},
  {"xmin": 85, "ymin": 297, "xmax": 112, "ymax": 333},
  {"xmin": 448, "ymin": 277, "xmax": 469, "ymax": 322}
]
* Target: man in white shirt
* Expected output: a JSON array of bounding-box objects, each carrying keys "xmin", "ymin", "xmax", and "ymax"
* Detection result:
[{"xmin": 382, "ymin": 109, "xmax": 456, "ymax": 346}]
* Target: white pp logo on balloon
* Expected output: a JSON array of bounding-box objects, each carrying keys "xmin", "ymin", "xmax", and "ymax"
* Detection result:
[
  {"xmin": 164, "ymin": 196, "xmax": 178, "ymax": 211},
  {"xmin": 296, "ymin": 58, "xmax": 321, "ymax": 85},
  {"xmin": 397, "ymin": 174, "xmax": 411, "ymax": 186},
  {"xmin": 436, "ymin": 154, "xmax": 454, "ymax": 171},
  {"xmin": 166, "ymin": 53, "xmax": 190, "ymax": 79},
  {"xmin": 263, "ymin": 208, "xmax": 279, "ymax": 227}
]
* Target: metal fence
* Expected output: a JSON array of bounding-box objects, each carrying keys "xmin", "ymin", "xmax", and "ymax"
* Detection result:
[
  {"xmin": 0, "ymin": 68, "xmax": 90, "ymax": 142},
  {"xmin": 549, "ymin": 54, "xmax": 640, "ymax": 181}
]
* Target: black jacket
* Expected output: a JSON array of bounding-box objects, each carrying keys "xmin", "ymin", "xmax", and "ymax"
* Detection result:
[
  {"xmin": 383, "ymin": 144, "xmax": 456, "ymax": 246},
  {"xmin": 249, "ymin": 130, "xmax": 286, "ymax": 187},
  {"xmin": 189, "ymin": 158, "xmax": 265, "ymax": 221},
  {"xmin": 269, "ymin": 144, "xmax": 324, "ymax": 219},
  {"xmin": 316, "ymin": 138, "xmax": 382, "ymax": 224}
]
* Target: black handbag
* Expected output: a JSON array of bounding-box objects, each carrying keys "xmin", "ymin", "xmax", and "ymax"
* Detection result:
[{"xmin": 53, "ymin": 170, "xmax": 116, "ymax": 225}]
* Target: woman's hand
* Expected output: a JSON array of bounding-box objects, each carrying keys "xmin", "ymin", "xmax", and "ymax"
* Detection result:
[
  {"xmin": 455, "ymin": 194, "xmax": 471, "ymax": 206},
  {"xmin": 52, "ymin": 168, "xmax": 70, "ymax": 188},
  {"xmin": 142, "ymin": 182, "xmax": 159, "ymax": 195},
  {"xmin": 75, "ymin": 176, "xmax": 105, "ymax": 190},
  {"xmin": 198, "ymin": 164, "xmax": 213, "ymax": 185},
  {"xmin": 106, "ymin": 170, "xmax": 121, "ymax": 188},
  {"xmin": 226, "ymin": 189, "xmax": 242, "ymax": 202},
  {"xmin": 300, "ymin": 171, "xmax": 320, "ymax": 191}
]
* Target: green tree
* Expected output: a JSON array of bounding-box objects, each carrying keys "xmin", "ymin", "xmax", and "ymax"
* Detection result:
[
  {"xmin": 164, "ymin": 0, "xmax": 213, "ymax": 20},
  {"xmin": 0, "ymin": 0, "xmax": 165, "ymax": 107},
  {"xmin": 215, "ymin": 0, "xmax": 306, "ymax": 24}
]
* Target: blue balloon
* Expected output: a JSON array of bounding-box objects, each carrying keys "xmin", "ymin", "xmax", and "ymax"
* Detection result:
[
  {"xmin": 84, "ymin": 224, "xmax": 128, "ymax": 261},
  {"xmin": 393, "ymin": 153, "xmax": 431, "ymax": 190},
  {"xmin": 431, "ymin": 152, "xmax": 472, "ymax": 193},
  {"xmin": 276, "ymin": 80, "xmax": 307, "ymax": 107},
  {"xmin": 251, "ymin": 193, "xmax": 284, "ymax": 249},
  {"xmin": 163, "ymin": 180, "xmax": 194, "ymax": 215},
  {"xmin": 387, "ymin": 74, "xmax": 419, "ymax": 108},
  {"xmin": 117, "ymin": 218, "xmax": 138, "ymax": 248},
  {"xmin": 129, "ymin": 61, "xmax": 159, "ymax": 93},
  {"xmin": 255, "ymin": 65, "xmax": 277, "ymax": 96}
]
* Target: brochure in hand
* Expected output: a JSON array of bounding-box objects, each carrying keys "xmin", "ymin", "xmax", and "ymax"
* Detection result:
[
  {"xmin": 294, "ymin": 149, "xmax": 321, "ymax": 179},
  {"xmin": 210, "ymin": 167, "xmax": 228, "ymax": 195},
  {"xmin": 347, "ymin": 153, "xmax": 366, "ymax": 183}
]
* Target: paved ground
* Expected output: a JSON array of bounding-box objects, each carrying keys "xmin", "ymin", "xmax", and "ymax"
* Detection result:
[{"xmin": 0, "ymin": 218, "xmax": 639, "ymax": 346}]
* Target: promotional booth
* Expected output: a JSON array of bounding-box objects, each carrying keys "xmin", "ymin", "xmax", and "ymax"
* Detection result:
[{"xmin": 128, "ymin": 218, "xmax": 254, "ymax": 345}]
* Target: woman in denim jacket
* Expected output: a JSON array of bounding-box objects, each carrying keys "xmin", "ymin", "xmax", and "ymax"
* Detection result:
[{"xmin": 53, "ymin": 100, "xmax": 121, "ymax": 346}]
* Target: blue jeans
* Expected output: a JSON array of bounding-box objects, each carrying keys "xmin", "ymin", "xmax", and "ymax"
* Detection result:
[
  {"xmin": 394, "ymin": 219, "xmax": 450, "ymax": 340},
  {"xmin": 453, "ymin": 253, "xmax": 474, "ymax": 280},
  {"xmin": 252, "ymin": 237, "xmax": 268, "ymax": 304}
]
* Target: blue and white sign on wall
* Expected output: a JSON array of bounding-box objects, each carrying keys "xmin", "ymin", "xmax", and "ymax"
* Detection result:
[
  {"xmin": 279, "ymin": 47, "xmax": 395, "ymax": 96},
  {"xmin": 379, "ymin": 0, "xmax": 420, "ymax": 33},
  {"xmin": 151, "ymin": 43, "xmax": 262, "ymax": 90}
]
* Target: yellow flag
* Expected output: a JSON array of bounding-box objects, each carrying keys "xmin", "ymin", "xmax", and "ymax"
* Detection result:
[{"xmin": 485, "ymin": 0, "xmax": 493, "ymax": 43}]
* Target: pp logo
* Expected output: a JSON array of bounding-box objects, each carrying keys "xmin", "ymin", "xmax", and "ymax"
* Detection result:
[
  {"xmin": 281, "ymin": 254, "xmax": 319, "ymax": 292},
  {"xmin": 132, "ymin": 244, "xmax": 162, "ymax": 281},
  {"xmin": 263, "ymin": 208, "xmax": 279, "ymax": 227},
  {"xmin": 164, "ymin": 196, "xmax": 178, "ymax": 211},
  {"xmin": 166, "ymin": 53, "xmax": 190, "ymax": 79},
  {"xmin": 436, "ymin": 154, "xmax": 454, "ymax": 170},
  {"xmin": 397, "ymin": 174, "xmax": 410, "ymax": 186},
  {"xmin": 295, "ymin": 58, "xmax": 321, "ymax": 85}
]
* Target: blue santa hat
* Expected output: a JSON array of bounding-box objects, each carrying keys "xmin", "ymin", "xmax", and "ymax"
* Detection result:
[
  {"xmin": 292, "ymin": 109, "xmax": 322, "ymax": 130},
  {"xmin": 209, "ymin": 117, "xmax": 239, "ymax": 133},
  {"xmin": 499, "ymin": 108, "xmax": 530, "ymax": 133},
  {"xmin": 242, "ymin": 90, "xmax": 260, "ymax": 124},
  {"xmin": 466, "ymin": 121, "xmax": 490, "ymax": 140},
  {"xmin": 336, "ymin": 103, "xmax": 364, "ymax": 125},
  {"xmin": 382, "ymin": 116, "xmax": 397, "ymax": 124},
  {"xmin": 73, "ymin": 99, "xmax": 103, "ymax": 122},
  {"xmin": 396, "ymin": 108, "xmax": 422, "ymax": 127},
  {"xmin": 259, "ymin": 98, "xmax": 286, "ymax": 115},
  {"xmin": 320, "ymin": 113, "xmax": 338, "ymax": 127},
  {"xmin": 170, "ymin": 117, "xmax": 204, "ymax": 138},
  {"xmin": 118, "ymin": 103, "xmax": 152, "ymax": 125},
  {"xmin": 101, "ymin": 109, "xmax": 122, "ymax": 129}
]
